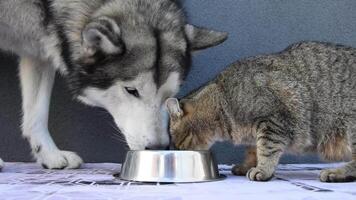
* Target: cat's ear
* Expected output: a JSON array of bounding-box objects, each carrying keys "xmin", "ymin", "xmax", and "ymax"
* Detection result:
[
  {"xmin": 166, "ymin": 98, "xmax": 184, "ymax": 119},
  {"xmin": 185, "ymin": 24, "xmax": 228, "ymax": 51},
  {"xmin": 81, "ymin": 17, "xmax": 125, "ymax": 59}
]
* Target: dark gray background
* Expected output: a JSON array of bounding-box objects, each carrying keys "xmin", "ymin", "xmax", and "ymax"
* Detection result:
[{"xmin": 1, "ymin": 0, "xmax": 356, "ymax": 164}]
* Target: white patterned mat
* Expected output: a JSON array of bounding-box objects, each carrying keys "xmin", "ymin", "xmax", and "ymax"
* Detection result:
[{"xmin": 0, "ymin": 163, "xmax": 355, "ymax": 200}]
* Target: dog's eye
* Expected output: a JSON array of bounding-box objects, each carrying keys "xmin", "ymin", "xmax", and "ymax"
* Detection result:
[{"xmin": 125, "ymin": 87, "xmax": 140, "ymax": 98}]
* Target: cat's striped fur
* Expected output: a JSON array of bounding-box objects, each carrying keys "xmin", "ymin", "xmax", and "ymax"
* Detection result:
[{"xmin": 167, "ymin": 41, "xmax": 356, "ymax": 182}]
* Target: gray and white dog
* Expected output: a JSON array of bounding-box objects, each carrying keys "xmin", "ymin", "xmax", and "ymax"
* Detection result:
[{"xmin": 0, "ymin": 0, "xmax": 227, "ymax": 170}]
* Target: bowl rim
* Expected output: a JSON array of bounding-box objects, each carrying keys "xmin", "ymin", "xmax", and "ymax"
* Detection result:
[{"xmin": 118, "ymin": 174, "xmax": 226, "ymax": 184}]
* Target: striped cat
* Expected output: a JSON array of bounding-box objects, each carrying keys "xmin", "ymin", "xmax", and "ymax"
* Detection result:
[{"xmin": 166, "ymin": 41, "xmax": 356, "ymax": 182}]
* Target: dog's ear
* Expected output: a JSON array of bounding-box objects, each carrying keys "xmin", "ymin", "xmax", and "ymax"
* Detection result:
[
  {"xmin": 166, "ymin": 98, "xmax": 184, "ymax": 120},
  {"xmin": 185, "ymin": 24, "xmax": 228, "ymax": 51},
  {"xmin": 82, "ymin": 17, "xmax": 125, "ymax": 58}
]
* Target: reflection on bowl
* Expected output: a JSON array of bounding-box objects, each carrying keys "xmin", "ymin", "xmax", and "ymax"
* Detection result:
[{"xmin": 119, "ymin": 150, "xmax": 224, "ymax": 183}]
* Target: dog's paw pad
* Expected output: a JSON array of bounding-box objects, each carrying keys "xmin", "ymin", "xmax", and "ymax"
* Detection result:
[
  {"xmin": 320, "ymin": 168, "xmax": 355, "ymax": 182},
  {"xmin": 247, "ymin": 167, "xmax": 273, "ymax": 181},
  {"xmin": 38, "ymin": 150, "xmax": 83, "ymax": 170}
]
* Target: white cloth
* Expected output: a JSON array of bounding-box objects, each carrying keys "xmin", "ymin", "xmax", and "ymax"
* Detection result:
[{"xmin": 0, "ymin": 163, "xmax": 355, "ymax": 200}]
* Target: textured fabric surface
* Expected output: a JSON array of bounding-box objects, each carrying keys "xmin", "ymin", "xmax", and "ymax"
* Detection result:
[{"xmin": 0, "ymin": 163, "xmax": 355, "ymax": 200}]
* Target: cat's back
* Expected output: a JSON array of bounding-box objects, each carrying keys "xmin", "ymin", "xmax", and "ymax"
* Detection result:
[
  {"xmin": 267, "ymin": 42, "xmax": 356, "ymax": 113},
  {"xmin": 219, "ymin": 41, "xmax": 355, "ymax": 81},
  {"xmin": 223, "ymin": 41, "xmax": 356, "ymax": 98},
  {"xmin": 217, "ymin": 42, "xmax": 356, "ymax": 152},
  {"xmin": 217, "ymin": 41, "xmax": 356, "ymax": 125},
  {"xmin": 257, "ymin": 42, "xmax": 356, "ymax": 154},
  {"xmin": 257, "ymin": 41, "xmax": 356, "ymax": 78}
]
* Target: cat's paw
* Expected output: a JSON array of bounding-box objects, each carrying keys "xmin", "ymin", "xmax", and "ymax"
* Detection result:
[
  {"xmin": 320, "ymin": 168, "xmax": 355, "ymax": 182},
  {"xmin": 36, "ymin": 150, "xmax": 83, "ymax": 169},
  {"xmin": 247, "ymin": 167, "xmax": 274, "ymax": 181},
  {"xmin": 232, "ymin": 165, "xmax": 251, "ymax": 176},
  {"xmin": 0, "ymin": 158, "xmax": 3, "ymax": 172}
]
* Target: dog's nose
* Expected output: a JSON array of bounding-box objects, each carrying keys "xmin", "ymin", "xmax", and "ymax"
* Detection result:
[{"xmin": 145, "ymin": 145, "xmax": 170, "ymax": 150}]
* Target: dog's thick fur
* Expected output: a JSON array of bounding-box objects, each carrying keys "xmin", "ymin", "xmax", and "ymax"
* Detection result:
[
  {"xmin": 167, "ymin": 42, "xmax": 356, "ymax": 182},
  {"xmin": 0, "ymin": 0, "xmax": 227, "ymax": 170}
]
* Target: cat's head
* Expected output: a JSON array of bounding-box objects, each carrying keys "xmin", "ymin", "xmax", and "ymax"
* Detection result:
[{"xmin": 166, "ymin": 97, "xmax": 223, "ymax": 150}]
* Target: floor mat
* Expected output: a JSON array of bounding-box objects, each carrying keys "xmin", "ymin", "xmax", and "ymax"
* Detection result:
[{"xmin": 0, "ymin": 163, "xmax": 355, "ymax": 200}]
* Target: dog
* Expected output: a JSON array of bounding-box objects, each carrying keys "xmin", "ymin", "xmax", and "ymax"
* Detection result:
[{"xmin": 0, "ymin": 0, "xmax": 227, "ymax": 170}]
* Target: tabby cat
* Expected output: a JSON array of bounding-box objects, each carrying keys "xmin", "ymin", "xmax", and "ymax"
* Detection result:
[{"xmin": 166, "ymin": 42, "xmax": 356, "ymax": 182}]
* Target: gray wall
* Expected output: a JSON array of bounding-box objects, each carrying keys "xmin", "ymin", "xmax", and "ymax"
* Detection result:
[{"xmin": 1, "ymin": 0, "xmax": 356, "ymax": 164}]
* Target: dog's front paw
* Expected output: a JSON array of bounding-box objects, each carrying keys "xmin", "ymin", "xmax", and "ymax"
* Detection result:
[
  {"xmin": 37, "ymin": 150, "xmax": 83, "ymax": 169},
  {"xmin": 0, "ymin": 158, "xmax": 3, "ymax": 172},
  {"xmin": 320, "ymin": 168, "xmax": 355, "ymax": 182},
  {"xmin": 247, "ymin": 167, "xmax": 274, "ymax": 181}
]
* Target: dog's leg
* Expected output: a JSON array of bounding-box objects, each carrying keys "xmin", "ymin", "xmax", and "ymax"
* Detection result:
[
  {"xmin": 19, "ymin": 57, "xmax": 82, "ymax": 169},
  {"xmin": 0, "ymin": 158, "xmax": 3, "ymax": 171}
]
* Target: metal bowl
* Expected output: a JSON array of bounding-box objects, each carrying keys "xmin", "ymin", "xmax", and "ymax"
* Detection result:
[{"xmin": 119, "ymin": 150, "xmax": 224, "ymax": 183}]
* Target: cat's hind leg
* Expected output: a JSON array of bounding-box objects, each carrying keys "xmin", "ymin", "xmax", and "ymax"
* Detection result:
[
  {"xmin": 320, "ymin": 152, "xmax": 356, "ymax": 182},
  {"xmin": 320, "ymin": 129, "xmax": 356, "ymax": 182},
  {"xmin": 232, "ymin": 146, "xmax": 257, "ymax": 176}
]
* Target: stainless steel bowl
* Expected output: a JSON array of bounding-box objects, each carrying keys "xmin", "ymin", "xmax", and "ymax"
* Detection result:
[{"xmin": 119, "ymin": 150, "xmax": 224, "ymax": 183}]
